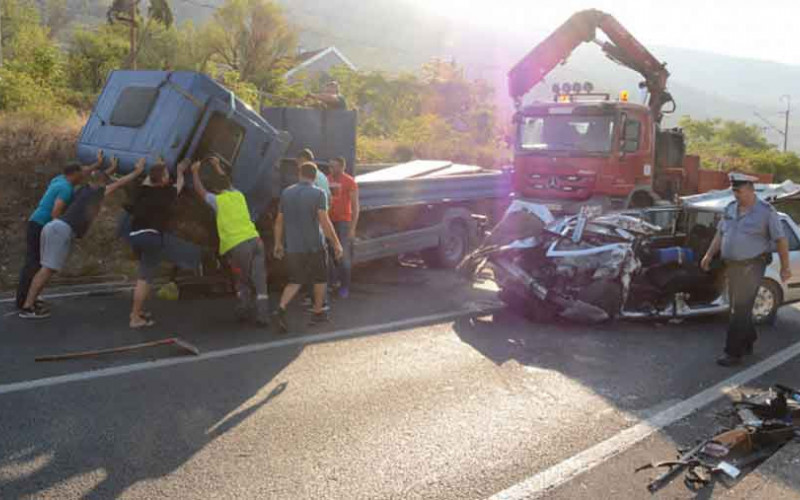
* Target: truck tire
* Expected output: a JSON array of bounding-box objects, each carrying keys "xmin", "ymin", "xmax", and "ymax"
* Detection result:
[
  {"xmin": 753, "ymin": 279, "xmax": 782, "ymax": 326},
  {"xmin": 422, "ymin": 219, "xmax": 470, "ymax": 269},
  {"xmin": 627, "ymin": 191, "xmax": 655, "ymax": 209}
]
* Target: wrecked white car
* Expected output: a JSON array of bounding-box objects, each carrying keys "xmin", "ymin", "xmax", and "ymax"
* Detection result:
[{"xmin": 462, "ymin": 184, "xmax": 800, "ymax": 324}]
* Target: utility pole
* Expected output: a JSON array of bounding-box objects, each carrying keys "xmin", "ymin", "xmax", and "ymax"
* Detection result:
[{"xmin": 781, "ymin": 94, "xmax": 791, "ymax": 152}]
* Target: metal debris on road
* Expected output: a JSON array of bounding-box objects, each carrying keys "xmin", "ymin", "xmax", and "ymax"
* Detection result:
[
  {"xmin": 636, "ymin": 384, "xmax": 800, "ymax": 492},
  {"xmin": 35, "ymin": 337, "xmax": 200, "ymax": 362}
]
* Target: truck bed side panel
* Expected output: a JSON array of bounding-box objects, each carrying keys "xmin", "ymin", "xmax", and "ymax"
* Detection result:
[
  {"xmin": 358, "ymin": 172, "xmax": 512, "ymax": 211},
  {"xmin": 261, "ymin": 107, "xmax": 356, "ymax": 174}
]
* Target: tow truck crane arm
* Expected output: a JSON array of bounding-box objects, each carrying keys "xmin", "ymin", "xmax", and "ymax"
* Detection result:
[{"xmin": 508, "ymin": 9, "xmax": 674, "ymax": 123}]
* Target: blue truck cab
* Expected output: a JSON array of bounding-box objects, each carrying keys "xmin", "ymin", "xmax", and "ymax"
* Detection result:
[{"xmin": 77, "ymin": 70, "xmax": 290, "ymax": 218}]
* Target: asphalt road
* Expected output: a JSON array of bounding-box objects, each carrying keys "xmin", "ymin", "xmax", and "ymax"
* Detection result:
[{"xmin": 1, "ymin": 262, "xmax": 800, "ymax": 499}]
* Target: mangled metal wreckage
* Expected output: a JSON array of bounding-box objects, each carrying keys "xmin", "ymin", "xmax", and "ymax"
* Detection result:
[{"xmin": 461, "ymin": 200, "xmax": 751, "ymax": 324}]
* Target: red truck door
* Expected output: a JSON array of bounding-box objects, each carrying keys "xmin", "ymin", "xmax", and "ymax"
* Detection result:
[{"xmin": 609, "ymin": 109, "xmax": 652, "ymax": 201}]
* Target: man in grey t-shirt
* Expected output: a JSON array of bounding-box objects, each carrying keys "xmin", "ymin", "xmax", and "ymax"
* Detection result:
[
  {"xmin": 273, "ymin": 162, "xmax": 343, "ymax": 333},
  {"xmin": 701, "ymin": 173, "xmax": 791, "ymax": 366}
]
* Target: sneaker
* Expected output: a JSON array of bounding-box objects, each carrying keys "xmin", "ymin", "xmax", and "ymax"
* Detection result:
[
  {"xmin": 19, "ymin": 307, "xmax": 51, "ymax": 319},
  {"xmin": 716, "ymin": 354, "xmax": 743, "ymax": 367},
  {"xmin": 34, "ymin": 299, "xmax": 50, "ymax": 311},
  {"xmin": 305, "ymin": 302, "xmax": 330, "ymax": 313},
  {"xmin": 255, "ymin": 317, "xmax": 270, "ymax": 327},
  {"xmin": 309, "ymin": 311, "xmax": 330, "ymax": 326},
  {"xmin": 275, "ymin": 307, "xmax": 289, "ymax": 334},
  {"xmin": 337, "ymin": 287, "xmax": 350, "ymax": 300},
  {"xmin": 235, "ymin": 306, "xmax": 252, "ymax": 324}
]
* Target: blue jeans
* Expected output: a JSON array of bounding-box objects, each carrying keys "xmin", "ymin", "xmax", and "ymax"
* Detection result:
[{"xmin": 331, "ymin": 221, "xmax": 353, "ymax": 290}]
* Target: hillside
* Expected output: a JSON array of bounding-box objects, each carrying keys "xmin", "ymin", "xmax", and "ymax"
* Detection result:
[{"xmin": 58, "ymin": 0, "xmax": 800, "ymax": 150}]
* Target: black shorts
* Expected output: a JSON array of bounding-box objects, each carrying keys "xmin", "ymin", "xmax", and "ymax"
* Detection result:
[{"xmin": 287, "ymin": 251, "xmax": 328, "ymax": 285}]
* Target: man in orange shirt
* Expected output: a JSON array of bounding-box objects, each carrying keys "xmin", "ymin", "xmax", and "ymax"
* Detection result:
[{"xmin": 327, "ymin": 157, "xmax": 359, "ymax": 298}]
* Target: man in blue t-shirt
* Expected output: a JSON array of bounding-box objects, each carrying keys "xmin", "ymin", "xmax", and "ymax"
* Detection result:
[
  {"xmin": 15, "ymin": 150, "xmax": 105, "ymax": 311},
  {"xmin": 20, "ymin": 157, "xmax": 143, "ymax": 319}
]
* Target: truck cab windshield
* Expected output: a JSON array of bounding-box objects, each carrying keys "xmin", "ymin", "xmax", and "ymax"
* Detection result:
[{"xmin": 519, "ymin": 113, "xmax": 615, "ymax": 154}]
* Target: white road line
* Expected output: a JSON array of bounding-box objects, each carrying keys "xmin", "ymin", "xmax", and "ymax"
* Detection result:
[
  {"xmin": 0, "ymin": 304, "xmax": 498, "ymax": 397},
  {"xmin": 488, "ymin": 339, "xmax": 800, "ymax": 500},
  {"xmin": 0, "ymin": 287, "xmax": 133, "ymax": 304}
]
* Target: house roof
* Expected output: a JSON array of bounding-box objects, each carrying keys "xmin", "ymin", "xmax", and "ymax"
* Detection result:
[
  {"xmin": 285, "ymin": 46, "xmax": 357, "ymax": 79},
  {"xmin": 296, "ymin": 49, "xmax": 326, "ymax": 63}
]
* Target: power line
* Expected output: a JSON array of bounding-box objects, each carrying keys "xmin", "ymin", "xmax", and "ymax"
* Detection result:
[{"xmin": 754, "ymin": 111, "xmax": 785, "ymax": 138}]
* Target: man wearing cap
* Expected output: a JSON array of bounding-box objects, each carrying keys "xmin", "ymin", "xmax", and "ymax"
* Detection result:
[{"xmin": 701, "ymin": 173, "xmax": 792, "ymax": 367}]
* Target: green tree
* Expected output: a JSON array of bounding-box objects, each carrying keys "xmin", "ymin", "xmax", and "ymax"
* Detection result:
[
  {"xmin": 1, "ymin": 0, "xmax": 40, "ymax": 51},
  {"xmin": 680, "ymin": 116, "xmax": 800, "ymax": 182},
  {"xmin": 220, "ymin": 71, "xmax": 259, "ymax": 108},
  {"xmin": 148, "ymin": 0, "xmax": 174, "ymax": 27},
  {"xmin": 67, "ymin": 25, "xmax": 129, "ymax": 93},
  {"xmin": 679, "ymin": 116, "xmax": 772, "ymax": 159},
  {"xmin": 43, "ymin": 0, "xmax": 74, "ymax": 39},
  {"xmin": 202, "ymin": 0, "xmax": 296, "ymax": 89},
  {"xmin": 0, "ymin": 0, "xmax": 71, "ymax": 116}
]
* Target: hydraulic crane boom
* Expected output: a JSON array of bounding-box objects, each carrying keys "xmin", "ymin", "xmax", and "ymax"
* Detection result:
[{"xmin": 508, "ymin": 9, "xmax": 674, "ymax": 123}]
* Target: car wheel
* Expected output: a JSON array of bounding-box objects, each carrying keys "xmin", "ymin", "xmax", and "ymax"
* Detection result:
[
  {"xmin": 498, "ymin": 288, "xmax": 555, "ymax": 322},
  {"xmin": 753, "ymin": 279, "xmax": 782, "ymax": 326}
]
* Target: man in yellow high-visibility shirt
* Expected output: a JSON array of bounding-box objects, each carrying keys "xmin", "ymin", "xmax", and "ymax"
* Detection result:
[{"xmin": 191, "ymin": 157, "xmax": 269, "ymax": 326}]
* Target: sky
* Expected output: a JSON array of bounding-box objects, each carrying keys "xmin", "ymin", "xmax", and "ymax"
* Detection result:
[{"xmin": 409, "ymin": 0, "xmax": 800, "ymax": 66}]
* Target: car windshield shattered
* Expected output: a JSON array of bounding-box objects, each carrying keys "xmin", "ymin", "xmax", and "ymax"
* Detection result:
[{"xmin": 518, "ymin": 113, "xmax": 615, "ymax": 153}]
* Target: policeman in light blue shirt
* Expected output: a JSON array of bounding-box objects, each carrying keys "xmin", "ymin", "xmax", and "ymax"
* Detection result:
[{"xmin": 701, "ymin": 173, "xmax": 792, "ymax": 366}]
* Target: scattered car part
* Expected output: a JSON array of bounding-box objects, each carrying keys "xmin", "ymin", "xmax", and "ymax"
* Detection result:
[{"xmin": 35, "ymin": 337, "xmax": 200, "ymax": 362}]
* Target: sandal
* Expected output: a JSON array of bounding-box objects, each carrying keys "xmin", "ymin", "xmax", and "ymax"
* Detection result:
[{"xmin": 129, "ymin": 314, "xmax": 155, "ymax": 329}]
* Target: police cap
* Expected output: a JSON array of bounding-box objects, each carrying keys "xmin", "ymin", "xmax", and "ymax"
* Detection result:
[{"xmin": 729, "ymin": 172, "xmax": 758, "ymax": 188}]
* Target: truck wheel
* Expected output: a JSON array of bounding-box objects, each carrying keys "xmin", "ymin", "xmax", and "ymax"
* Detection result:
[
  {"xmin": 628, "ymin": 191, "xmax": 654, "ymax": 209},
  {"xmin": 753, "ymin": 279, "xmax": 782, "ymax": 326},
  {"xmin": 423, "ymin": 219, "xmax": 470, "ymax": 269}
]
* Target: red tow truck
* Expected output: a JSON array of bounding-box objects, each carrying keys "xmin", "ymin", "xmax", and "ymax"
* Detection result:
[{"xmin": 507, "ymin": 9, "xmax": 770, "ymax": 214}]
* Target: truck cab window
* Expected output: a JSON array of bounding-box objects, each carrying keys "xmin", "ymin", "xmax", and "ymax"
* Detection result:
[
  {"xmin": 519, "ymin": 114, "xmax": 614, "ymax": 153},
  {"xmin": 622, "ymin": 119, "xmax": 641, "ymax": 153},
  {"xmin": 195, "ymin": 112, "xmax": 246, "ymax": 168},
  {"xmin": 110, "ymin": 87, "xmax": 159, "ymax": 128},
  {"xmin": 781, "ymin": 220, "xmax": 800, "ymax": 251}
]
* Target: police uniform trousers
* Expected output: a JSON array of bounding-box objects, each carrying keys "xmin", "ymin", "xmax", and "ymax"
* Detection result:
[{"xmin": 724, "ymin": 257, "xmax": 767, "ymax": 357}]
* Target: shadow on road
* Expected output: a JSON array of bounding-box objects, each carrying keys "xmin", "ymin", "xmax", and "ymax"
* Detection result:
[
  {"xmin": 0, "ymin": 263, "xmax": 500, "ymax": 498},
  {"xmin": 0, "ymin": 344, "xmax": 298, "ymax": 499}
]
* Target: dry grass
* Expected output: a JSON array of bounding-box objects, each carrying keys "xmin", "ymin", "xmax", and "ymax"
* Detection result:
[{"xmin": 0, "ymin": 112, "xmax": 136, "ymax": 290}]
